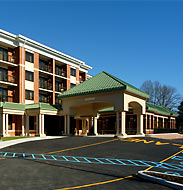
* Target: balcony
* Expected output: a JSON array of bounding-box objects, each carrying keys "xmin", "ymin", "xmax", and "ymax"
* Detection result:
[
  {"xmin": 55, "ymin": 85, "xmax": 66, "ymax": 92},
  {"xmin": 39, "ymin": 81, "xmax": 53, "ymax": 90},
  {"xmin": 0, "ymin": 95, "xmax": 13, "ymax": 102},
  {"xmin": 55, "ymin": 68, "xmax": 67, "ymax": 77},
  {"xmin": 39, "ymin": 62, "xmax": 53, "ymax": 73},
  {"xmin": 0, "ymin": 54, "xmax": 15, "ymax": 63},
  {"xmin": 0, "ymin": 73, "xmax": 16, "ymax": 84}
]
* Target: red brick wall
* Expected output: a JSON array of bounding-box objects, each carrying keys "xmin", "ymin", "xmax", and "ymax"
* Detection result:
[{"xmin": 34, "ymin": 52, "xmax": 39, "ymax": 103}]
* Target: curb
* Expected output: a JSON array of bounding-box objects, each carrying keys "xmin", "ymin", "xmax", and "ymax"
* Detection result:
[
  {"xmin": 0, "ymin": 136, "xmax": 66, "ymax": 150},
  {"xmin": 138, "ymin": 171, "xmax": 183, "ymax": 190}
]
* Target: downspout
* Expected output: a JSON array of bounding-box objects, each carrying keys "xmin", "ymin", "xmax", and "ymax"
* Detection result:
[{"xmin": 22, "ymin": 39, "xmax": 26, "ymax": 104}]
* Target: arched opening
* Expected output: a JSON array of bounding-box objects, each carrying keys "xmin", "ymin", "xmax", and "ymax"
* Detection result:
[{"xmin": 126, "ymin": 102, "xmax": 143, "ymax": 135}]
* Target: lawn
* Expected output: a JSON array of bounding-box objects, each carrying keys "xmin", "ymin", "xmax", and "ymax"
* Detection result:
[{"xmin": 1, "ymin": 136, "xmax": 34, "ymax": 141}]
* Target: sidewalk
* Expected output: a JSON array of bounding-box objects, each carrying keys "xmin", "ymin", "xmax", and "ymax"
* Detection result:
[
  {"xmin": 146, "ymin": 133, "xmax": 183, "ymax": 140},
  {"xmin": 0, "ymin": 136, "xmax": 66, "ymax": 149}
]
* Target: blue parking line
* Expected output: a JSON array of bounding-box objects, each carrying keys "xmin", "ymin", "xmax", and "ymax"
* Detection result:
[{"xmin": 1, "ymin": 151, "xmax": 183, "ymax": 172}]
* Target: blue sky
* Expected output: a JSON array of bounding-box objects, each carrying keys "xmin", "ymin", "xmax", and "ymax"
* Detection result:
[{"xmin": 1, "ymin": 1, "xmax": 183, "ymax": 95}]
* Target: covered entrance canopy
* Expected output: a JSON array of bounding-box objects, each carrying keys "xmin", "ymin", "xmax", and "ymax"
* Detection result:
[{"xmin": 58, "ymin": 72, "xmax": 150, "ymax": 136}]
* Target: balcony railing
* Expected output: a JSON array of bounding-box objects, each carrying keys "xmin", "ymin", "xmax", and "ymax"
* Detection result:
[
  {"xmin": 0, "ymin": 73, "xmax": 16, "ymax": 83},
  {"xmin": 0, "ymin": 54, "xmax": 15, "ymax": 63},
  {"xmin": 55, "ymin": 69, "xmax": 67, "ymax": 77},
  {"xmin": 55, "ymin": 85, "xmax": 66, "ymax": 92},
  {"xmin": 39, "ymin": 81, "xmax": 53, "ymax": 90},
  {"xmin": 39, "ymin": 63, "xmax": 53, "ymax": 73},
  {"xmin": 0, "ymin": 95, "xmax": 13, "ymax": 102}
]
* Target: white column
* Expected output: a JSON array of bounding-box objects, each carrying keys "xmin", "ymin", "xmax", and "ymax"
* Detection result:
[
  {"xmin": 2, "ymin": 113, "xmax": 5, "ymax": 137},
  {"xmin": 26, "ymin": 115, "xmax": 29, "ymax": 136},
  {"xmin": 93, "ymin": 117, "xmax": 98, "ymax": 135},
  {"xmin": 39, "ymin": 114, "xmax": 42, "ymax": 136},
  {"xmin": 136, "ymin": 114, "xmax": 144, "ymax": 135},
  {"xmin": 64, "ymin": 115, "xmax": 67, "ymax": 135},
  {"xmin": 36, "ymin": 115, "xmax": 39, "ymax": 135},
  {"xmin": 67, "ymin": 115, "xmax": 70, "ymax": 135},
  {"xmin": 21, "ymin": 115, "xmax": 25, "ymax": 136},
  {"xmin": 41, "ymin": 114, "xmax": 45, "ymax": 136},
  {"xmin": 116, "ymin": 112, "xmax": 119, "ymax": 135},
  {"xmin": 5, "ymin": 114, "xmax": 9, "ymax": 136},
  {"xmin": 121, "ymin": 111, "xmax": 127, "ymax": 136}
]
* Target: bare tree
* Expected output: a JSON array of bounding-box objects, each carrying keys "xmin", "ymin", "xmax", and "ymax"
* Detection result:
[{"xmin": 140, "ymin": 80, "xmax": 182, "ymax": 110}]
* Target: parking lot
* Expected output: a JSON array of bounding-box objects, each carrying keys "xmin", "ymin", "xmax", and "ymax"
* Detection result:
[{"xmin": 0, "ymin": 136, "xmax": 183, "ymax": 190}]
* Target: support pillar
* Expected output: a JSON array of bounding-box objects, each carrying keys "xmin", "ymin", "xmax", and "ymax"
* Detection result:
[
  {"xmin": 121, "ymin": 111, "xmax": 127, "ymax": 136},
  {"xmin": 149, "ymin": 115, "xmax": 151, "ymax": 129},
  {"xmin": 93, "ymin": 117, "xmax": 98, "ymax": 135},
  {"xmin": 163, "ymin": 118, "xmax": 165, "ymax": 129},
  {"xmin": 5, "ymin": 114, "xmax": 9, "ymax": 136},
  {"xmin": 21, "ymin": 115, "xmax": 25, "ymax": 136},
  {"xmin": 41, "ymin": 114, "xmax": 44, "ymax": 135},
  {"xmin": 36, "ymin": 115, "xmax": 38, "ymax": 135},
  {"xmin": 137, "ymin": 114, "xmax": 144, "ymax": 135},
  {"xmin": 152, "ymin": 116, "xmax": 155, "ymax": 129},
  {"xmin": 64, "ymin": 115, "xmax": 67, "ymax": 135},
  {"xmin": 26, "ymin": 115, "xmax": 29, "ymax": 136},
  {"xmin": 66, "ymin": 115, "xmax": 70, "ymax": 135},
  {"xmin": 39, "ymin": 114, "xmax": 42, "ymax": 136},
  {"xmin": 2, "ymin": 113, "xmax": 5, "ymax": 137},
  {"xmin": 145, "ymin": 114, "xmax": 148, "ymax": 130},
  {"xmin": 157, "ymin": 117, "xmax": 159, "ymax": 128}
]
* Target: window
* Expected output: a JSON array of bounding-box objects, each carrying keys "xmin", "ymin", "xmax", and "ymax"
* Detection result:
[
  {"xmin": 25, "ymin": 90, "xmax": 34, "ymax": 100},
  {"xmin": 25, "ymin": 71, "xmax": 34, "ymax": 81},
  {"xmin": 0, "ymin": 68, "xmax": 8, "ymax": 82},
  {"xmin": 0, "ymin": 87, "xmax": 8, "ymax": 101},
  {"xmin": 39, "ymin": 94, "xmax": 48, "ymax": 103},
  {"xmin": 0, "ymin": 47, "xmax": 8, "ymax": 61},
  {"xmin": 25, "ymin": 52, "xmax": 34, "ymax": 63},
  {"xmin": 70, "ymin": 68, "xmax": 76, "ymax": 77},
  {"xmin": 71, "ymin": 83, "xmax": 76, "ymax": 88}
]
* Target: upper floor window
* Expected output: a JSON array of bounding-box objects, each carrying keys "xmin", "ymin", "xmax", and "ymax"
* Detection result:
[
  {"xmin": 0, "ymin": 47, "xmax": 8, "ymax": 62},
  {"xmin": 25, "ymin": 71, "xmax": 34, "ymax": 82},
  {"xmin": 26, "ymin": 52, "xmax": 34, "ymax": 63},
  {"xmin": 70, "ymin": 68, "xmax": 76, "ymax": 77},
  {"xmin": 25, "ymin": 90, "xmax": 34, "ymax": 100}
]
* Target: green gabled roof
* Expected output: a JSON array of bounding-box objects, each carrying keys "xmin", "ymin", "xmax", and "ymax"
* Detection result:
[
  {"xmin": 26, "ymin": 103, "xmax": 59, "ymax": 111},
  {"xmin": 59, "ymin": 71, "xmax": 150, "ymax": 99},
  {"xmin": 0, "ymin": 102, "xmax": 25, "ymax": 110},
  {"xmin": 146, "ymin": 102, "xmax": 178, "ymax": 117},
  {"xmin": 99, "ymin": 103, "xmax": 178, "ymax": 117}
]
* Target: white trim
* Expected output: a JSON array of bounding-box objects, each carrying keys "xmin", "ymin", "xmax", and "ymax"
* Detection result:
[
  {"xmin": 0, "ymin": 81, "xmax": 17, "ymax": 86},
  {"xmin": 0, "ymin": 60, "xmax": 17, "ymax": 67},
  {"xmin": 39, "ymin": 88, "xmax": 53, "ymax": 93}
]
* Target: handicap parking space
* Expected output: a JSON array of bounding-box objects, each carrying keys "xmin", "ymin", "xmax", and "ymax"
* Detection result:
[{"xmin": 0, "ymin": 136, "xmax": 182, "ymax": 190}]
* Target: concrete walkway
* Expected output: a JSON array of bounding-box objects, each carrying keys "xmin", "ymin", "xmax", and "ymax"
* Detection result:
[
  {"xmin": 146, "ymin": 133, "xmax": 183, "ymax": 140},
  {"xmin": 0, "ymin": 136, "xmax": 66, "ymax": 149}
]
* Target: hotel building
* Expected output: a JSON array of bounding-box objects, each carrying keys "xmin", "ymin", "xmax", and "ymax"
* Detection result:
[{"xmin": 0, "ymin": 29, "xmax": 177, "ymax": 137}]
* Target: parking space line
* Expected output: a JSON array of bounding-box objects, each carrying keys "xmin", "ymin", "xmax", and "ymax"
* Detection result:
[
  {"xmin": 145, "ymin": 149, "xmax": 183, "ymax": 171},
  {"xmin": 57, "ymin": 175, "xmax": 133, "ymax": 190},
  {"xmin": 44, "ymin": 139, "xmax": 119, "ymax": 155}
]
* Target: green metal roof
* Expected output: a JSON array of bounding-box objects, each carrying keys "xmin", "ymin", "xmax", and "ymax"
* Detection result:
[
  {"xmin": 0, "ymin": 102, "xmax": 61, "ymax": 111},
  {"xmin": 0, "ymin": 102, "xmax": 25, "ymax": 110},
  {"xmin": 146, "ymin": 102, "xmax": 178, "ymax": 117},
  {"xmin": 25, "ymin": 103, "xmax": 60, "ymax": 111},
  {"xmin": 59, "ymin": 71, "xmax": 150, "ymax": 99},
  {"xmin": 99, "ymin": 103, "xmax": 178, "ymax": 117}
]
